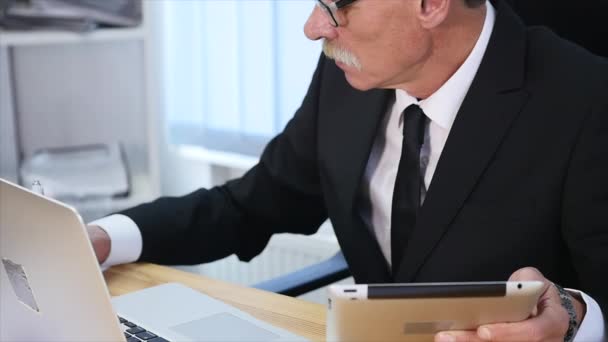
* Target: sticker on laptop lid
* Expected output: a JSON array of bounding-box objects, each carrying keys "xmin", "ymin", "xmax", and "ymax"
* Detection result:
[{"xmin": 2, "ymin": 258, "xmax": 40, "ymax": 313}]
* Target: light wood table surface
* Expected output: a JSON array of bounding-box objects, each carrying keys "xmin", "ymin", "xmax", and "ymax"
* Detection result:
[{"xmin": 104, "ymin": 263, "xmax": 327, "ymax": 341}]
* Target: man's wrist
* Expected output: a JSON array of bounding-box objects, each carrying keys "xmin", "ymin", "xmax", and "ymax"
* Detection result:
[
  {"xmin": 555, "ymin": 283, "xmax": 583, "ymax": 342},
  {"xmin": 87, "ymin": 225, "xmax": 111, "ymax": 264},
  {"xmin": 88, "ymin": 214, "xmax": 143, "ymax": 267},
  {"xmin": 567, "ymin": 290, "xmax": 586, "ymax": 327}
]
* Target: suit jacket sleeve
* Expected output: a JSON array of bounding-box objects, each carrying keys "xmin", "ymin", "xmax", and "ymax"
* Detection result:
[
  {"xmin": 119, "ymin": 56, "xmax": 330, "ymax": 265},
  {"xmin": 562, "ymin": 72, "xmax": 608, "ymax": 323}
]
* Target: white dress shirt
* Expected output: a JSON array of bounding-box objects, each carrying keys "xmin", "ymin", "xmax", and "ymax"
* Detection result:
[{"xmin": 91, "ymin": 2, "xmax": 605, "ymax": 340}]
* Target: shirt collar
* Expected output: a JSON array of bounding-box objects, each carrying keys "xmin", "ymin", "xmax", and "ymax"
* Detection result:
[{"xmin": 395, "ymin": 1, "xmax": 496, "ymax": 130}]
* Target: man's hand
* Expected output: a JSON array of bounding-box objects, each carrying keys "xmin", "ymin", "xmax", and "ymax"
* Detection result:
[
  {"xmin": 435, "ymin": 267, "xmax": 586, "ymax": 342},
  {"xmin": 86, "ymin": 225, "xmax": 111, "ymax": 265}
]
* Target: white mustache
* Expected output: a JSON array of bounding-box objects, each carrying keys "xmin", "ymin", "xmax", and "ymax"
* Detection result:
[{"xmin": 323, "ymin": 40, "xmax": 362, "ymax": 70}]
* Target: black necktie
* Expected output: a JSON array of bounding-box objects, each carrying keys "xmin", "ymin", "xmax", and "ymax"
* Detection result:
[{"xmin": 391, "ymin": 104, "xmax": 426, "ymax": 275}]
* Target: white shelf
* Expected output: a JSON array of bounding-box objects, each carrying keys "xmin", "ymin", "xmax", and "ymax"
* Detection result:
[
  {"xmin": 0, "ymin": 27, "xmax": 145, "ymax": 47},
  {"xmin": 60, "ymin": 174, "xmax": 157, "ymax": 222},
  {"xmin": 176, "ymin": 145, "xmax": 259, "ymax": 171}
]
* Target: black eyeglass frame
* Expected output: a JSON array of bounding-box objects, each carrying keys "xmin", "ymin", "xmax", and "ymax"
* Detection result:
[{"xmin": 316, "ymin": 0, "xmax": 358, "ymax": 27}]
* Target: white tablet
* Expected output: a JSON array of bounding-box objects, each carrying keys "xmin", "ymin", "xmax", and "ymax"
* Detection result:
[{"xmin": 327, "ymin": 281, "xmax": 544, "ymax": 342}]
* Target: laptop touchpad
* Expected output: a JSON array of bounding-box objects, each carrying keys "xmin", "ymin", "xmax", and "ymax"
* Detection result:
[{"xmin": 170, "ymin": 312, "xmax": 280, "ymax": 341}]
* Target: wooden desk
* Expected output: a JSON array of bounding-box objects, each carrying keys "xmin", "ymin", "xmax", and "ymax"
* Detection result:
[{"xmin": 104, "ymin": 263, "xmax": 326, "ymax": 341}]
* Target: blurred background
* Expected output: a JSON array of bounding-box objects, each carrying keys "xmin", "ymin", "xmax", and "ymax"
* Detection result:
[{"xmin": 0, "ymin": 0, "xmax": 346, "ymax": 304}]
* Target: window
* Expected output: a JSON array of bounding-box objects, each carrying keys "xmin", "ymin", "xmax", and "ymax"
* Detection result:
[{"xmin": 160, "ymin": 0, "xmax": 322, "ymax": 157}]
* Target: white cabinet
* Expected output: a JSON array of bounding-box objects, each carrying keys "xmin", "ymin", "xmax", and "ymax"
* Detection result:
[{"xmin": 0, "ymin": 3, "xmax": 162, "ymax": 221}]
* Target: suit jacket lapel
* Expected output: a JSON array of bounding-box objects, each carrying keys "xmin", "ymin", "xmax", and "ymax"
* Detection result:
[
  {"xmin": 395, "ymin": 0, "xmax": 531, "ymax": 281},
  {"xmin": 324, "ymin": 86, "xmax": 392, "ymax": 213},
  {"xmin": 321, "ymin": 73, "xmax": 393, "ymax": 282}
]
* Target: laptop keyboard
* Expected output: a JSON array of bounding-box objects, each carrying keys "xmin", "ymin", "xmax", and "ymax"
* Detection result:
[{"xmin": 119, "ymin": 316, "xmax": 170, "ymax": 342}]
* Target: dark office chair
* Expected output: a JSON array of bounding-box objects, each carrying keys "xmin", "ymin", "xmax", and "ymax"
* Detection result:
[
  {"xmin": 254, "ymin": 1, "xmax": 607, "ymax": 298},
  {"xmin": 253, "ymin": 251, "xmax": 350, "ymax": 296}
]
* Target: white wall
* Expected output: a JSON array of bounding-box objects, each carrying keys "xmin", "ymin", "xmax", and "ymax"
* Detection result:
[{"xmin": 0, "ymin": 48, "xmax": 19, "ymax": 183}]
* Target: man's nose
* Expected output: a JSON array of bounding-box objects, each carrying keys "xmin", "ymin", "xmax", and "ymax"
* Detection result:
[{"xmin": 304, "ymin": 6, "xmax": 338, "ymax": 41}]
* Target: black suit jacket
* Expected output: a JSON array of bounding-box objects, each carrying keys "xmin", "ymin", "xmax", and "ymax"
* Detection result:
[
  {"xmin": 505, "ymin": 0, "xmax": 607, "ymax": 58},
  {"xmin": 122, "ymin": 0, "xmax": 608, "ymax": 318}
]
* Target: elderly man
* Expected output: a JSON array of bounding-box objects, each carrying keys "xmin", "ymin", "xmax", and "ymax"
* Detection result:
[{"xmin": 89, "ymin": 0, "xmax": 607, "ymax": 340}]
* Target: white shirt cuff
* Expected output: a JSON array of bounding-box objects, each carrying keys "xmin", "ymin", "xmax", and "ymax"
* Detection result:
[
  {"xmin": 89, "ymin": 214, "xmax": 143, "ymax": 270},
  {"xmin": 567, "ymin": 288, "xmax": 606, "ymax": 342}
]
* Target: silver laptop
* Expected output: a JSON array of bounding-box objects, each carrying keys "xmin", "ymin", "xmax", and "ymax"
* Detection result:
[{"xmin": 0, "ymin": 178, "xmax": 307, "ymax": 342}]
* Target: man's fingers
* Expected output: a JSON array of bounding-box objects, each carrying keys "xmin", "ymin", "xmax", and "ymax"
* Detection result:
[
  {"xmin": 477, "ymin": 302, "xmax": 568, "ymax": 342},
  {"xmin": 435, "ymin": 330, "xmax": 484, "ymax": 342},
  {"xmin": 508, "ymin": 267, "xmax": 544, "ymax": 282},
  {"xmin": 508, "ymin": 267, "xmax": 552, "ymax": 316},
  {"xmin": 437, "ymin": 268, "xmax": 570, "ymax": 342}
]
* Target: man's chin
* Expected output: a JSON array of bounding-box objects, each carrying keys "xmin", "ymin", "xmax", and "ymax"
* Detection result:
[
  {"xmin": 342, "ymin": 70, "xmax": 375, "ymax": 91},
  {"xmin": 332, "ymin": 60, "xmax": 374, "ymax": 91}
]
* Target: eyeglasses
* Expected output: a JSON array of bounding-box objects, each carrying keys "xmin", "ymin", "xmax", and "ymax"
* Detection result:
[{"xmin": 315, "ymin": 0, "xmax": 358, "ymax": 27}]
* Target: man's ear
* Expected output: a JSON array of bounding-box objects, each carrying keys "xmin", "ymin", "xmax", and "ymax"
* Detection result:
[{"xmin": 418, "ymin": 0, "xmax": 451, "ymax": 29}]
